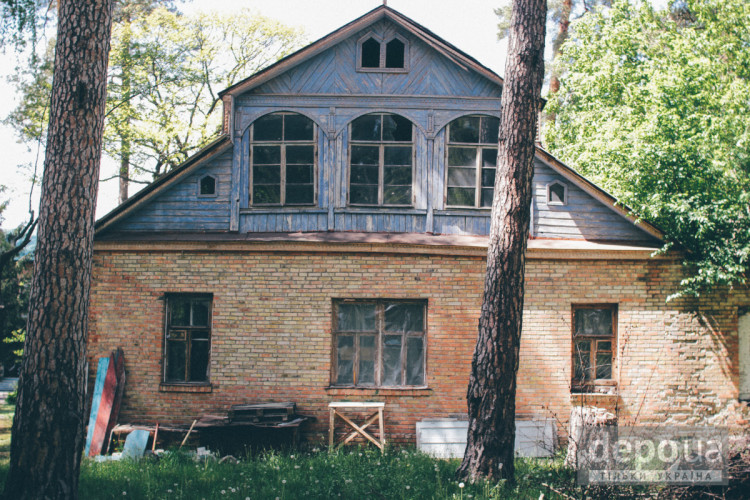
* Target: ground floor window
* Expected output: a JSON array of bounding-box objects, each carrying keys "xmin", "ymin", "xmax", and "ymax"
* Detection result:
[
  {"xmin": 332, "ymin": 300, "xmax": 426, "ymax": 387},
  {"xmin": 164, "ymin": 294, "xmax": 212, "ymax": 383},
  {"xmin": 572, "ymin": 304, "xmax": 616, "ymax": 393}
]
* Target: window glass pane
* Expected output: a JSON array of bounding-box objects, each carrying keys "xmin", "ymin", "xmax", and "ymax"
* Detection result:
[
  {"xmin": 361, "ymin": 38, "xmax": 380, "ymax": 68},
  {"xmin": 351, "ymin": 145, "xmax": 379, "ymax": 166},
  {"xmin": 350, "ymin": 186, "xmax": 378, "ymax": 205},
  {"xmin": 337, "ymin": 303, "xmax": 376, "ymax": 331},
  {"xmin": 286, "ymin": 184, "xmax": 314, "ymax": 205},
  {"xmin": 574, "ymin": 340, "xmax": 591, "ymax": 381},
  {"xmin": 253, "ymin": 114, "xmax": 283, "ymax": 141},
  {"xmin": 406, "ymin": 337, "xmax": 424, "ymax": 385},
  {"xmin": 384, "ymin": 166, "xmax": 411, "ymax": 186},
  {"xmin": 447, "ymin": 187, "xmax": 475, "ymax": 207},
  {"xmin": 480, "ymin": 188, "xmax": 494, "ymax": 208},
  {"xmin": 382, "ymin": 114, "xmax": 412, "ymax": 142},
  {"xmin": 575, "ymin": 308, "xmax": 613, "ymax": 336},
  {"xmin": 336, "ymin": 335, "xmax": 354, "ymax": 384},
  {"xmin": 449, "ymin": 116, "xmax": 480, "ymax": 143},
  {"xmin": 253, "ymin": 185, "xmax": 281, "ymax": 204},
  {"xmin": 383, "ymin": 186, "xmax": 411, "ymax": 205},
  {"xmin": 385, "ymin": 303, "xmax": 424, "ymax": 332},
  {"xmin": 253, "ymin": 165, "xmax": 280, "ymax": 184},
  {"xmin": 286, "ymin": 164, "xmax": 314, "ymax": 184},
  {"xmin": 350, "ymin": 165, "xmax": 379, "ymax": 185},
  {"xmin": 596, "ymin": 352, "xmax": 612, "ymax": 379},
  {"xmin": 359, "ymin": 335, "xmax": 376, "ymax": 385},
  {"xmin": 351, "ymin": 115, "xmax": 381, "ymax": 141},
  {"xmin": 480, "ymin": 116, "xmax": 500, "ymax": 144},
  {"xmin": 482, "ymin": 148, "xmax": 497, "ymax": 167},
  {"xmin": 191, "ymin": 329, "xmax": 209, "ymax": 340},
  {"xmin": 447, "ymin": 167, "xmax": 475, "ymax": 187},
  {"xmin": 448, "ymin": 147, "xmax": 476, "ymax": 167},
  {"xmin": 189, "ymin": 339, "xmax": 209, "ymax": 382},
  {"xmin": 166, "ymin": 340, "xmax": 186, "ymax": 381},
  {"xmin": 253, "ymin": 145, "xmax": 280, "ymax": 164},
  {"xmin": 170, "ymin": 300, "xmax": 190, "ymax": 326},
  {"xmin": 384, "ymin": 146, "xmax": 411, "ymax": 166},
  {"xmin": 192, "ymin": 301, "xmax": 209, "ymax": 327},
  {"xmin": 382, "ymin": 335, "xmax": 402, "ymax": 386},
  {"xmin": 385, "ymin": 38, "xmax": 405, "ymax": 68},
  {"xmin": 549, "ymin": 183, "xmax": 566, "ymax": 204},
  {"xmin": 482, "ymin": 168, "xmax": 496, "ymax": 188},
  {"xmin": 286, "ymin": 145, "xmax": 314, "ymax": 164},
  {"xmin": 199, "ymin": 176, "xmax": 215, "ymax": 195},
  {"xmin": 284, "ymin": 114, "xmax": 314, "ymax": 141}
]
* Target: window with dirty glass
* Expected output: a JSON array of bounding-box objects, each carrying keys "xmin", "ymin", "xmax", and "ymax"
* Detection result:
[
  {"xmin": 250, "ymin": 112, "xmax": 316, "ymax": 206},
  {"xmin": 333, "ymin": 300, "xmax": 426, "ymax": 387},
  {"xmin": 445, "ymin": 115, "xmax": 500, "ymax": 208},
  {"xmin": 349, "ymin": 113, "xmax": 413, "ymax": 207},
  {"xmin": 572, "ymin": 305, "xmax": 616, "ymax": 393},
  {"xmin": 164, "ymin": 295, "xmax": 212, "ymax": 383}
]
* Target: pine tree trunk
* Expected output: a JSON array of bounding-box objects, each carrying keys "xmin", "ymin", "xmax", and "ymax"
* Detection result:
[
  {"xmin": 3, "ymin": 1, "xmax": 113, "ymax": 498},
  {"xmin": 458, "ymin": 0, "xmax": 546, "ymax": 482}
]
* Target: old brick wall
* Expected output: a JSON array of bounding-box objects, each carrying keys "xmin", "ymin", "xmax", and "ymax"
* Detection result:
[{"xmin": 88, "ymin": 243, "xmax": 750, "ymax": 445}]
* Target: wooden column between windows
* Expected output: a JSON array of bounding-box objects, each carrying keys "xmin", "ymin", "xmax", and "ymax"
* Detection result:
[{"xmin": 328, "ymin": 402, "xmax": 386, "ymax": 452}]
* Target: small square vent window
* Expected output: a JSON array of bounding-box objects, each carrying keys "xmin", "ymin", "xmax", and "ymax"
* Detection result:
[{"xmin": 199, "ymin": 175, "xmax": 216, "ymax": 196}]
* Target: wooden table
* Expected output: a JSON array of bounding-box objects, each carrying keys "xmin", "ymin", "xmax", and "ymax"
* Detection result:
[{"xmin": 328, "ymin": 402, "xmax": 385, "ymax": 452}]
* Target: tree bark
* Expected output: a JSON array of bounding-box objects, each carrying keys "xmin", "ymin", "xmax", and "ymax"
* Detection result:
[
  {"xmin": 3, "ymin": 0, "xmax": 113, "ymax": 498},
  {"xmin": 458, "ymin": 0, "xmax": 546, "ymax": 482}
]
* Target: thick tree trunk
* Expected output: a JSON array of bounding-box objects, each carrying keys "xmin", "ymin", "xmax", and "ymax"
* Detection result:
[
  {"xmin": 458, "ymin": 0, "xmax": 546, "ymax": 482},
  {"xmin": 3, "ymin": 1, "xmax": 113, "ymax": 499}
]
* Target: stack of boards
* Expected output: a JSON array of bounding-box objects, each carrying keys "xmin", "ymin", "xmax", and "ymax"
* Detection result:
[{"xmin": 84, "ymin": 348, "xmax": 126, "ymax": 457}]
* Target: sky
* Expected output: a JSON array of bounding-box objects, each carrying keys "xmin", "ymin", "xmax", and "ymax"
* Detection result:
[{"xmin": 0, "ymin": 0, "xmax": 508, "ymax": 230}]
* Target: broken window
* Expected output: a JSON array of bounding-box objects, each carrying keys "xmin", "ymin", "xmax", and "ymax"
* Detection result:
[
  {"xmin": 333, "ymin": 300, "xmax": 426, "ymax": 387},
  {"xmin": 250, "ymin": 112, "xmax": 316, "ymax": 206},
  {"xmin": 349, "ymin": 113, "xmax": 413, "ymax": 207},
  {"xmin": 572, "ymin": 305, "xmax": 616, "ymax": 393},
  {"xmin": 446, "ymin": 115, "xmax": 500, "ymax": 208},
  {"xmin": 164, "ymin": 295, "xmax": 212, "ymax": 384}
]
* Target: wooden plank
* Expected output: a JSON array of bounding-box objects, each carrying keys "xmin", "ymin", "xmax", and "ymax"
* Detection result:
[
  {"xmin": 88, "ymin": 354, "xmax": 118, "ymax": 456},
  {"xmin": 84, "ymin": 357, "xmax": 109, "ymax": 457},
  {"xmin": 122, "ymin": 430, "xmax": 150, "ymax": 461}
]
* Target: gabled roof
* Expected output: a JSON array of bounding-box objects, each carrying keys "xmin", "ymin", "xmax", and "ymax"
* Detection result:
[
  {"xmin": 95, "ymin": 135, "xmax": 232, "ymax": 234},
  {"xmin": 218, "ymin": 5, "xmax": 505, "ymax": 99},
  {"xmin": 534, "ymin": 146, "xmax": 664, "ymax": 241}
]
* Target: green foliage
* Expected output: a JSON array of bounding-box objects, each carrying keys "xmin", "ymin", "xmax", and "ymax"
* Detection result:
[{"xmin": 545, "ymin": 0, "xmax": 750, "ymax": 297}]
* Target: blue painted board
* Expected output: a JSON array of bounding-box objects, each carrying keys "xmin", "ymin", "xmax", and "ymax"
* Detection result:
[
  {"xmin": 122, "ymin": 430, "xmax": 150, "ymax": 461},
  {"xmin": 85, "ymin": 356, "xmax": 110, "ymax": 457}
]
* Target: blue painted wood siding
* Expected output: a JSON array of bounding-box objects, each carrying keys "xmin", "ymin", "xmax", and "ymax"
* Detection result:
[{"xmin": 113, "ymin": 151, "xmax": 232, "ymax": 232}]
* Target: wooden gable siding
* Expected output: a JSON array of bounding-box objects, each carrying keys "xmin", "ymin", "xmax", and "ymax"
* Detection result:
[
  {"xmin": 111, "ymin": 151, "xmax": 232, "ymax": 232},
  {"xmin": 249, "ymin": 21, "xmax": 501, "ymax": 98}
]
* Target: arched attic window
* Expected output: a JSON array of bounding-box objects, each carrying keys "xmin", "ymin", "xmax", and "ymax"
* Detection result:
[
  {"xmin": 249, "ymin": 112, "xmax": 317, "ymax": 206},
  {"xmin": 445, "ymin": 115, "xmax": 500, "ymax": 208},
  {"xmin": 198, "ymin": 175, "xmax": 216, "ymax": 197},
  {"xmin": 547, "ymin": 180, "xmax": 567, "ymax": 205},
  {"xmin": 357, "ymin": 33, "xmax": 408, "ymax": 71},
  {"xmin": 349, "ymin": 113, "xmax": 414, "ymax": 207}
]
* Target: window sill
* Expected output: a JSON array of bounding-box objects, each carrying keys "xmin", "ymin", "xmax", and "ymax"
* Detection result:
[
  {"xmin": 241, "ymin": 207, "xmax": 325, "ymax": 214},
  {"xmin": 159, "ymin": 383, "xmax": 212, "ymax": 393},
  {"xmin": 325, "ymin": 386, "xmax": 432, "ymax": 397},
  {"xmin": 435, "ymin": 209, "xmax": 491, "ymax": 216},
  {"xmin": 336, "ymin": 207, "xmax": 426, "ymax": 215},
  {"xmin": 356, "ymin": 67, "xmax": 409, "ymax": 74}
]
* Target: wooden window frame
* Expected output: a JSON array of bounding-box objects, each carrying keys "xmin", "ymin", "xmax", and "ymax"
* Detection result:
[
  {"xmin": 356, "ymin": 32, "xmax": 409, "ymax": 73},
  {"xmin": 571, "ymin": 304, "xmax": 617, "ymax": 393},
  {"xmin": 547, "ymin": 180, "xmax": 568, "ymax": 206},
  {"xmin": 249, "ymin": 112, "xmax": 318, "ymax": 207},
  {"xmin": 347, "ymin": 113, "xmax": 415, "ymax": 208},
  {"xmin": 331, "ymin": 299, "xmax": 427, "ymax": 388},
  {"xmin": 163, "ymin": 294, "xmax": 213, "ymax": 385},
  {"xmin": 444, "ymin": 115, "xmax": 500, "ymax": 209}
]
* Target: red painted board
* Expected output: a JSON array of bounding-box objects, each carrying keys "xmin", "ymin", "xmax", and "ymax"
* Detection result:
[
  {"xmin": 104, "ymin": 348, "xmax": 126, "ymax": 454},
  {"xmin": 88, "ymin": 352, "xmax": 117, "ymax": 456}
]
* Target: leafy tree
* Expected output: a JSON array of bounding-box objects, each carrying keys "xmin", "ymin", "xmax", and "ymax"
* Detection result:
[
  {"xmin": 459, "ymin": 0, "xmax": 547, "ymax": 482},
  {"xmin": 3, "ymin": 0, "xmax": 113, "ymax": 497},
  {"xmin": 545, "ymin": 0, "xmax": 750, "ymax": 297},
  {"xmin": 8, "ymin": 6, "xmax": 305, "ymax": 203}
]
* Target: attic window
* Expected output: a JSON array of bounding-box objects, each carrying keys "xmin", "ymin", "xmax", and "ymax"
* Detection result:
[
  {"xmin": 547, "ymin": 181, "xmax": 567, "ymax": 205},
  {"xmin": 199, "ymin": 175, "xmax": 216, "ymax": 196},
  {"xmin": 357, "ymin": 33, "xmax": 408, "ymax": 72}
]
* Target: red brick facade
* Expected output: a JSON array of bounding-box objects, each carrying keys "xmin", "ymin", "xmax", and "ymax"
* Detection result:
[{"xmin": 88, "ymin": 240, "xmax": 750, "ymax": 445}]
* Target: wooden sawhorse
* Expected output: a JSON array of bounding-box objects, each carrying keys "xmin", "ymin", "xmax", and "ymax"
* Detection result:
[{"xmin": 328, "ymin": 402, "xmax": 385, "ymax": 452}]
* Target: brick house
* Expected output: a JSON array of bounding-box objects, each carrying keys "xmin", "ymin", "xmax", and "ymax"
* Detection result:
[{"xmin": 89, "ymin": 5, "xmax": 750, "ymax": 447}]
